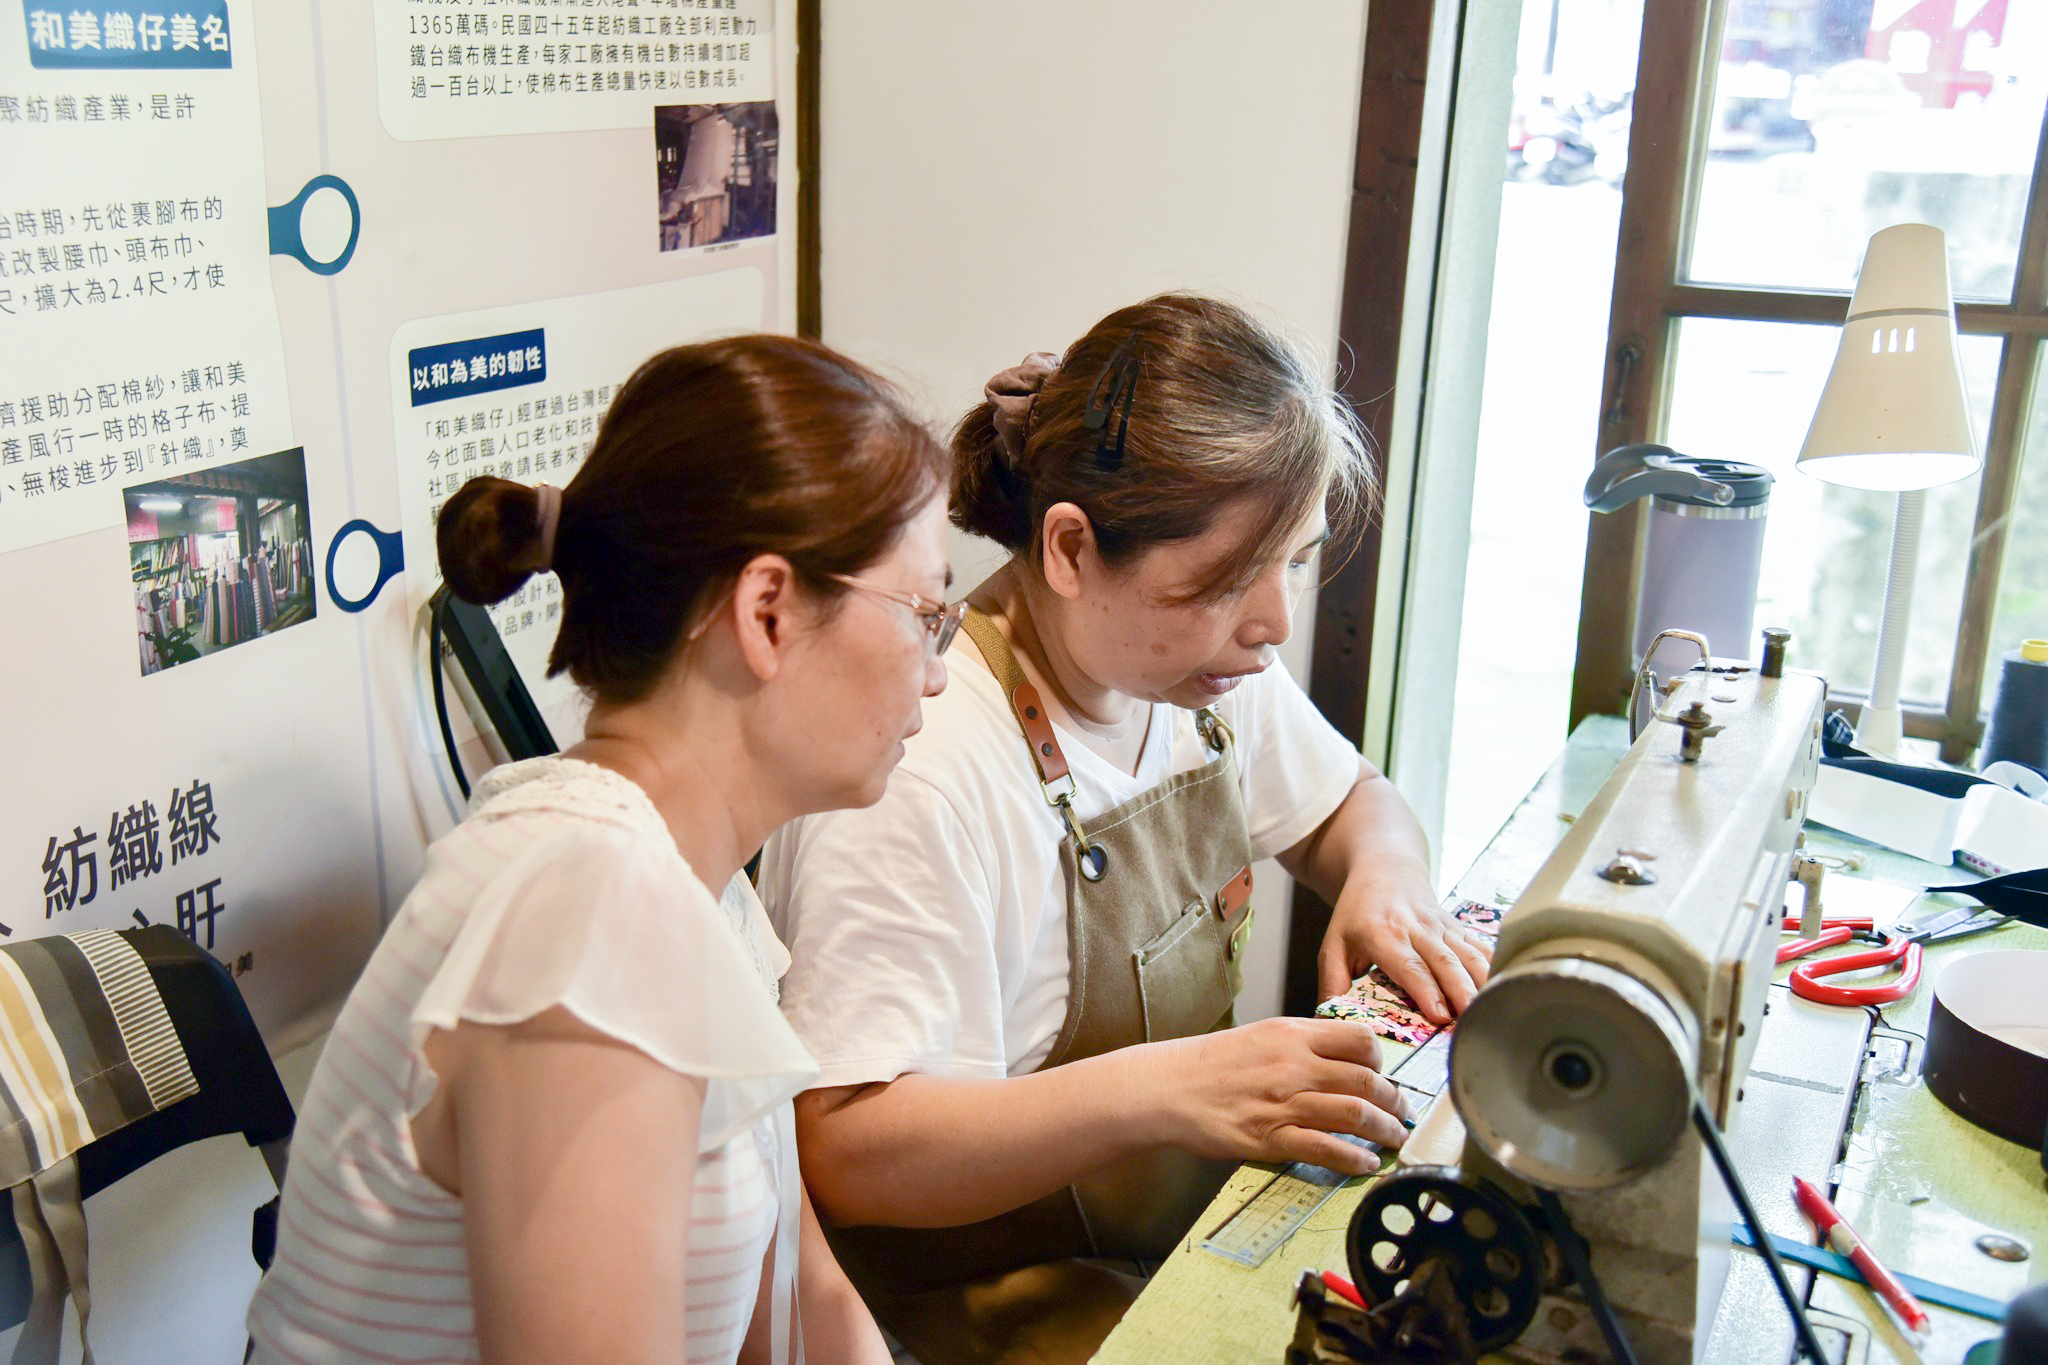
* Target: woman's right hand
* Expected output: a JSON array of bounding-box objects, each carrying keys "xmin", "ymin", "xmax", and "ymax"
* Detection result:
[{"xmin": 1134, "ymin": 1017, "xmax": 1410, "ymax": 1175}]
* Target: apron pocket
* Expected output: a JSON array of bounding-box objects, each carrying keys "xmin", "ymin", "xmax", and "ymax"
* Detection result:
[{"xmin": 1133, "ymin": 901, "xmax": 1235, "ymax": 1044}]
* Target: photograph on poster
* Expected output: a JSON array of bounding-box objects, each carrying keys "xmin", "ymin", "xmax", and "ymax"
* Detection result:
[
  {"xmin": 126, "ymin": 446, "xmax": 315, "ymax": 676},
  {"xmin": 655, "ymin": 100, "xmax": 776, "ymax": 251}
]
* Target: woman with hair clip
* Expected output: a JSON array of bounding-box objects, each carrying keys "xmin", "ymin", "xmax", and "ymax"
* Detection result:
[
  {"xmin": 248, "ymin": 336, "xmax": 955, "ymax": 1365},
  {"xmin": 761, "ymin": 295, "xmax": 1493, "ymax": 1364}
]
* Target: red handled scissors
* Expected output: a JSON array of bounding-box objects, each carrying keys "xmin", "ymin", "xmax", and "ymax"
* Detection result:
[
  {"xmin": 1785, "ymin": 904, "xmax": 2011, "ymax": 1007},
  {"xmin": 1774, "ymin": 918, "xmax": 1875, "ymax": 966}
]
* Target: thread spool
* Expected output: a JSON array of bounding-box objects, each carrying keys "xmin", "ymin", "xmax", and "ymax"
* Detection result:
[{"xmin": 1981, "ymin": 639, "xmax": 2048, "ymax": 776}]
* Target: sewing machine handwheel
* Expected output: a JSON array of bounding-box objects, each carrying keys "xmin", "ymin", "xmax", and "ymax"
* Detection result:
[{"xmin": 1346, "ymin": 1165, "xmax": 1543, "ymax": 1353}]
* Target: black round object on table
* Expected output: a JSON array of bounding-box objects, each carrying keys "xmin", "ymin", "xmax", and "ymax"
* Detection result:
[
  {"xmin": 1980, "ymin": 642, "xmax": 2048, "ymax": 775},
  {"xmin": 1346, "ymin": 1165, "xmax": 1544, "ymax": 1353},
  {"xmin": 1924, "ymin": 951, "xmax": 2048, "ymax": 1149},
  {"xmin": 1997, "ymin": 1281, "xmax": 2048, "ymax": 1365}
]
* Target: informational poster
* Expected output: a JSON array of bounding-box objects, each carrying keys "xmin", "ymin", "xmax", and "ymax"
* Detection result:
[
  {"xmin": 386, "ymin": 268, "xmax": 766, "ymax": 743},
  {"xmin": 1, "ymin": 0, "xmax": 295, "ymax": 553},
  {"xmin": 2, "ymin": 0, "xmax": 800, "ymax": 1056}
]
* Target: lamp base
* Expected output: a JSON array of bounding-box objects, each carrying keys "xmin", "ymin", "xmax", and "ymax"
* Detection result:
[{"xmin": 1853, "ymin": 702, "xmax": 1906, "ymax": 758}]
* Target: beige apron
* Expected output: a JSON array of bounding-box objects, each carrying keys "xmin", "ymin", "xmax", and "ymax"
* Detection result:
[{"xmin": 831, "ymin": 611, "xmax": 1258, "ymax": 1365}]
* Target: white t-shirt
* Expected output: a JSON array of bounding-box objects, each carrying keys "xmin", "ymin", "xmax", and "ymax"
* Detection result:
[
  {"xmin": 760, "ymin": 644, "xmax": 1360, "ymax": 1087},
  {"xmin": 249, "ymin": 757, "xmax": 818, "ymax": 1365}
]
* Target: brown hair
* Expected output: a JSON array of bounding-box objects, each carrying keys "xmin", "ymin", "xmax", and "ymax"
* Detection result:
[
  {"xmin": 437, "ymin": 335, "xmax": 946, "ymax": 705},
  {"xmin": 952, "ymin": 293, "xmax": 1374, "ymax": 600}
]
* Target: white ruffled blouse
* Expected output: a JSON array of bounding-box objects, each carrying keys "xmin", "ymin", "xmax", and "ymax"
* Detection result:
[{"xmin": 249, "ymin": 756, "xmax": 818, "ymax": 1365}]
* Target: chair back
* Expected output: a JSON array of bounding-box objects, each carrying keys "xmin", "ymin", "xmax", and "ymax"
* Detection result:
[{"xmin": 0, "ymin": 926, "xmax": 293, "ymax": 1364}]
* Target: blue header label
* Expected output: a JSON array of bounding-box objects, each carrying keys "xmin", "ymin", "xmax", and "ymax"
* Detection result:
[
  {"xmin": 409, "ymin": 330, "xmax": 547, "ymax": 408},
  {"xmin": 23, "ymin": 4, "xmax": 232, "ymax": 69}
]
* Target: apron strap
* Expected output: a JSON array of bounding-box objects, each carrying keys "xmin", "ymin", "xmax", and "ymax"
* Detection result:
[
  {"xmin": 959, "ymin": 609, "xmax": 1072, "ymax": 795},
  {"xmin": 960, "ymin": 610, "xmax": 1102, "ymax": 874},
  {"xmin": 959, "ymin": 608, "xmax": 1234, "ymax": 884}
]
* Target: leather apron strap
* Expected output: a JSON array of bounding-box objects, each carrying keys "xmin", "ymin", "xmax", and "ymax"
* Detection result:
[
  {"xmin": 829, "ymin": 609, "xmax": 1259, "ymax": 1365},
  {"xmin": 956, "ymin": 610, "xmax": 1106, "ymax": 877}
]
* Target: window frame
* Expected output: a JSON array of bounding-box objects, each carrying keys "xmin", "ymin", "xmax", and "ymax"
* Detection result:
[{"xmin": 1569, "ymin": 0, "xmax": 2048, "ymax": 763}]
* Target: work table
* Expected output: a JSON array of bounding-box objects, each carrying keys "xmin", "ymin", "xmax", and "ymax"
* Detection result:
[{"xmin": 1093, "ymin": 716, "xmax": 2046, "ymax": 1365}]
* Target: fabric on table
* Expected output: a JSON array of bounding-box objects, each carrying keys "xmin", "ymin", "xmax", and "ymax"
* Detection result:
[{"xmin": 1314, "ymin": 899, "xmax": 1503, "ymax": 1046}]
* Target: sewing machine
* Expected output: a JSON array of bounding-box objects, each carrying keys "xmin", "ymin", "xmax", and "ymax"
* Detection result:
[
  {"xmin": 1103, "ymin": 667, "xmax": 2035, "ymax": 1365},
  {"xmin": 1333, "ymin": 646, "xmax": 1828, "ymax": 1364}
]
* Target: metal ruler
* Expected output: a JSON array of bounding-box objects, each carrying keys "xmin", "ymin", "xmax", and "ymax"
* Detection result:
[
  {"xmin": 1195, "ymin": 1029, "xmax": 1453, "ymax": 1268},
  {"xmin": 1197, "ymin": 1133, "xmax": 1375, "ymax": 1268}
]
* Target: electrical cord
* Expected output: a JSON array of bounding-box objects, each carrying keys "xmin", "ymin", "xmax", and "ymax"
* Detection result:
[
  {"xmin": 1533, "ymin": 1188, "xmax": 1639, "ymax": 1365},
  {"xmin": 1530, "ymin": 1102, "xmax": 1835, "ymax": 1364},
  {"xmin": 1691, "ymin": 1097, "xmax": 1831, "ymax": 1363}
]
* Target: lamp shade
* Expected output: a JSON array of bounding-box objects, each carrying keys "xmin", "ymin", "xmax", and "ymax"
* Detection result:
[{"xmin": 1796, "ymin": 223, "xmax": 1980, "ymax": 491}]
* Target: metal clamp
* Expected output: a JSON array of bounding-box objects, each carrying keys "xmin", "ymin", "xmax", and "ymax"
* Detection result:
[
  {"xmin": 1054, "ymin": 794, "xmax": 1107, "ymax": 882},
  {"xmin": 1657, "ymin": 699, "xmax": 1725, "ymax": 762}
]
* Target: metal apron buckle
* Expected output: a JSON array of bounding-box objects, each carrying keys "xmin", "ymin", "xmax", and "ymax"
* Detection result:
[{"xmin": 1056, "ymin": 792, "xmax": 1108, "ymax": 882}]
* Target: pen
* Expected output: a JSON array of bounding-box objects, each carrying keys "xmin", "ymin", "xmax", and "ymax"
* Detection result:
[{"xmin": 1791, "ymin": 1176, "xmax": 1929, "ymax": 1336}]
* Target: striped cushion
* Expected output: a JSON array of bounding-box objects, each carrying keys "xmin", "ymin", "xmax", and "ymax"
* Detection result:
[{"xmin": 0, "ymin": 930, "xmax": 199, "ymax": 1188}]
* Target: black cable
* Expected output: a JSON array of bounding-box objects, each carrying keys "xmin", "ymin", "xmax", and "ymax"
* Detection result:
[
  {"xmin": 1533, "ymin": 1188, "xmax": 1639, "ymax": 1365},
  {"xmin": 1691, "ymin": 1097, "xmax": 1831, "ymax": 1363},
  {"xmin": 429, "ymin": 592, "xmax": 470, "ymax": 801}
]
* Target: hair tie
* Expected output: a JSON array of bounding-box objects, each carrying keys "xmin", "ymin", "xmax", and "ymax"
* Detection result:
[
  {"xmin": 984, "ymin": 351, "xmax": 1061, "ymax": 464},
  {"xmin": 534, "ymin": 483, "xmax": 562, "ymax": 570}
]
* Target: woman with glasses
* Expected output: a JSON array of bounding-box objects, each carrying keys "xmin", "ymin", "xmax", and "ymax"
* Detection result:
[
  {"xmin": 761, "ymin": 295, "xmax": 1492, "ymax": 1364},
  {"xmin": 249, "ymin": 336, "xmax": 946, "ymax": 1365}
]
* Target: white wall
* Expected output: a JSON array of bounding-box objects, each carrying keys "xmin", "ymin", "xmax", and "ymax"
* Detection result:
[{"xmin": 820, "ymin": 0, "xmax": 1373, "ymax": 1020}]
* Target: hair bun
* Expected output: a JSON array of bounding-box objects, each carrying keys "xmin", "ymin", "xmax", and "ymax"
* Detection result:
[
  {"xmin": 949, "ymin": 402, "xmax": 1036, "ymax": 550},
  {"xmin": 436, "ymin": 476, "xmax": 549, "ymax": 605}
]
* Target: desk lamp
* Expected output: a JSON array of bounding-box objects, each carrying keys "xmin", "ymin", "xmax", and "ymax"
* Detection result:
[{"xmin": 1797, "ymin": 222, "xmax": 1979, "ymax": 757}]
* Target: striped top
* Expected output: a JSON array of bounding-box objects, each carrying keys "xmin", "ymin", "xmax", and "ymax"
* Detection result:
[{"xmin": 248, "ymin": 758, "xmax": 819, "ymax": 1365}]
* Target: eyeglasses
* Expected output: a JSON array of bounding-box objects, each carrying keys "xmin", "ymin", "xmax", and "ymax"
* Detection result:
[{"xmin": 827, "ymin": 573, "xmax": 968, "ymax": 655}]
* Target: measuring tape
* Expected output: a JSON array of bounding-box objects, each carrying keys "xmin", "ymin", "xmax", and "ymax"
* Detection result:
[{"xmin": 1197, "ymin": 1134, "xmax": 1375, "ymax": 1268}]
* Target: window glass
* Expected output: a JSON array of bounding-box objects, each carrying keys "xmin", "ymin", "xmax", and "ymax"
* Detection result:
[
  {"xmin": 1686, "ymin": 2, "xmax": 2048, "ymax": 301},
  {"xmin": 1980, "ymin": 346, "xmax": 2048, "ymax": 718},
  {"xmin": 1664, "ymin": 318, "xmax": 1999, "ymax": 707},
  {"xmin": 1440, "ymin": 0, "xmax": 1645, "ymax": 889}
]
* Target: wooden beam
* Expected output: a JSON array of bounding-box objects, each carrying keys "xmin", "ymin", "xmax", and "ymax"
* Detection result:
[
  {"xmin": 794, "ymin": 0, "xmax": 821, "ymax": 340},
  {"xmin": 1288, "ymin": 0, "xmax": 1436, "ymax": 1018},
  {"xmin": 1568, "ymin": 0, "xmax": 1724, "ymax": 728},
  {"xmin": 1662, "ymin": 283, "xmax": 2048, "ymax": 338},
  {"xmin": 1943, "ymin": 106, "xmax": 2048, "ymax": 761}
]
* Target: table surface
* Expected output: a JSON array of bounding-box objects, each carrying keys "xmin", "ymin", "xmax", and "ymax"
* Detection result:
[{"xmin": 1093, "ymin": 715, "xmax": 2047, "ymax": 1365}]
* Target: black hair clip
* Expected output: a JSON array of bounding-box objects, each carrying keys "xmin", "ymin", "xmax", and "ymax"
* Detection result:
[{"xmin": 1081, "ymin": 336, "xmax": 1141, "ymax": 470}]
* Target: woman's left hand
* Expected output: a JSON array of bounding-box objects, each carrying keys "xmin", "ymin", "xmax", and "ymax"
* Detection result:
[{"xmin": 1317, "ymin": 873, "xmax": 1491, "ymax": 1024}]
